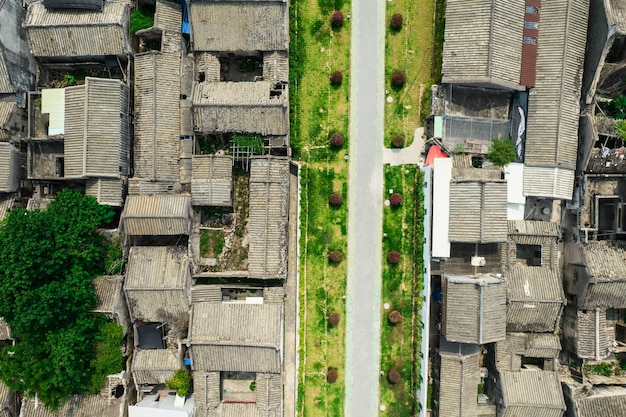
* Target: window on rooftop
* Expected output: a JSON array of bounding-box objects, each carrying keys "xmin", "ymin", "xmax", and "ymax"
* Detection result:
[
  {"xmin": 523, "ymin": 36, "xmax": 537, "ymax": 45},
  {"xmin": 525, "ymin": 6, "xmax": 539, "ymax": 14},
  {"xmin": 524, "ymin": 21, "xmax": 539, "ymax": 30}
]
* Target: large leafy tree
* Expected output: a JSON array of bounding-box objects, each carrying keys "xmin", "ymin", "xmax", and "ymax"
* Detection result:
[{"xmin": 0, "ymin": 190, "xmax": 122, "ymax": 409}]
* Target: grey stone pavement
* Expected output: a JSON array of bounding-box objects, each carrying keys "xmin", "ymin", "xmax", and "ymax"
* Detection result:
[
  {"xmin": 344, "ymin": 0, "xmax": 385, "ymax": 414},
  {"xmin": 382, "ymin": 127, "xmax": 426, "ymax": 166}
]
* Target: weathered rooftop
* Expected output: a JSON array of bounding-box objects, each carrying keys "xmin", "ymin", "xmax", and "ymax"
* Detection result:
[
  {"xmin": 448, "ymin": 179, "xmax": 508, "ymax": 243},
  {"xmin": 24, "ymin": 1, "xmax": 130, "ymax": 58},
  {"xmin": 508, "ymin": 220, "xmax": 559, "ymax": 237},
  {"xmin": 443, "ymin": 274, "xmax": 507, "ymax": 344},
  {"xmin": 125, "ymin": 246, "xmax": 191, "ymax": 322},
  {"xmin": 506, "ymin": 265, "xmax": 564, "ymax": 333},
  {"xmin": 191, "ymin": 155, "xmax": 233, "ymax": 206},
  {"xmin": 436, "ymin": 339, "xmax": 480, "ymax": 417},
  {"xmin": 442, "ymin": 0, "xmax": 525, "ymax": 90},
  {"xmin": 133, "ymin": 51, "xmax": 181, "ymax": 183},
  {"xmin": 523, "ymin": 0, "xmax": 589, "ymax": 197},
  {"xmin": 572, "ymin": 385, "xmax": 626, "ymax": 417},
  {"xmin": 189, "ymin": 0, "xmax": 288, "ymax": 52},
  {"xmin": 121, "ymin": 195, "xmax": 192, "ymax": 236},
  {"xmin": 189, "ymin": 302, "xmax": 282, "ymax": 373},
  {"xmin": 192, "ymin": 82, "xmax": 289, "ymax": 136},
  {"xmin": 248, "ymin": 156, "xmax": 289, "ymax": 280},
  {"xmin": 131, "ymin": 348, "xmax": 180, "ymax": 385},
  {"xmin": 499, "ymin": 370, "xmax": 566, "ymax": 416},
  {"xmin": 20, "ymin": 394, "xmax": 124, "ymax": 417},
  {"xmin": 93, "ymin": 275, "xmax": 124, "ymax": 314}
]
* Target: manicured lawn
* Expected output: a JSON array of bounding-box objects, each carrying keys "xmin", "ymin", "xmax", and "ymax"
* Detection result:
[
  {"xmin": 290, "ymin": 0, "xmax": 351, "ymax": 414},
  {"xmin": 379, "ymin": 165, "xmax": 424, "ymax": 416},
  {"xmin": 384, "ymin": 0, "xmax": 436, "ymax": 148}
]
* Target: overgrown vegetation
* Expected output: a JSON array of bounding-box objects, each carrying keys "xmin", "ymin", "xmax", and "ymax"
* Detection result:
[
  {"xmin": 487, "ymin": 138, "xmax": 517, "ymax": 166},
  {"xmin": 602, "ymin": 93, "xmax": 626, "ymax": 119},
  {"xmin": 384, "ymin": 0, "xmax": 436, "ymax": 147},
  {"xmin": 104, "ymin": 237, "xmax": 125, "ymax": 275},
  {"xmin": 379, "ymin": 165, "xmax": 422, "ymax": 416},
  {"xmin": 232, "ymin": 133, "xmax": 265, "ymax": 153},
  {"xmin": 129, "ymin": 7, "xmax": 155, "ymax": 34},
  {"xmin": 200, "ymin": 229, "xmax": 226, "ymax": 258},
  {"xmin": 166, "ymin": 369, "xmax": 192, "ymax": 397},
  {"xmin": 0, "ymin": 190, "xmax": 124, "ymax": 409}
]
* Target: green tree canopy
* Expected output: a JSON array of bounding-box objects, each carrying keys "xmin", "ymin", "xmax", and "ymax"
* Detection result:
[
  {"xmin": 0, "ymin": 190, "xmax": 122, "ymax": 409},
  {"xmin": 487, "ymin": 138, "xmax": 517, "ymax": 167}
]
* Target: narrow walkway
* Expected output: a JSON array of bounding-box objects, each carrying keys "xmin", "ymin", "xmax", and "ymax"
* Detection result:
[
  {"xmin": 382, "ymin": 127, "xmax": 426, "ymax": 166},
  {"xmin": 344, "ymin": 0, "xmax": 386, "ymax": 414}
]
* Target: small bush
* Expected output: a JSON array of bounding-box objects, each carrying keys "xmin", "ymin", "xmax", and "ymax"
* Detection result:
[
  {"xmin": 329, "ymin": 192, "xmax": 343, "ymax": 206},
  {"xmin": 327, "ymin": 368, "xmax": 338, "ymax": 383},
  {"xmin": 330, "ymin": 71, "xmax": 343, "ymax": 85},
  {"xmin": 390, "ymin": 14, "xmax": 403, "ymax": 30},
  {"xmin": 329, "ymin": 250, "xmax": 343, "ymax": 263},
  {"xmin": 130, "ymin": 8, "xmax": 154, "ymax": 34},
  {"xmin": 390, "ymin": 193, "xmax": 403, "ymax": 207},
  {"xmin": 391, "ymin": 71, "xmax": 406, "ymax": 87},
  {"xmin": 166, "ymin": 369, "xmax": 192, "ymax": 397},
  {"xmin": 487, "ymin": 138, "xmax": 517, "ymax": 166},
  {"xmin": 387, "ymin": 250, "xmax": 401, "ymax": 264},
  {"xmin": 388, "ymin": 310, "xmax": 402, "ymax": 324},
  {"xmin": 331, "ymin": 11, "xmax": 344, "ymax": 28},
  {"xmin": 387, "ymin": 369, "xmax": 401, "ymax": 384},
  {"xmin": 329, "ymin": 132, "xmax": 345, "ymax": 147},
  {"xmin": 391, "ymin": 135, "xmax": 405, "ymax": 148},
  {"xmin": 328, "ymin": 312, "xmax": 341, "ymax": 326}
]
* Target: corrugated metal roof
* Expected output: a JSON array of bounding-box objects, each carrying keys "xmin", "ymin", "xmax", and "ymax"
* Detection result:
[
  {"xmin": 124, "ymin": 246, "xmax": 190, "ymax": 322},
  {"xmin": 132, "ymin": 348, "xmax": 179, "ymax": 385},
  {"xmin": 449, "ymin": 181, "xmax": 508, "ymax": 243},
  {"xmin": 523, "ymin": 166, "xmax": 574, "ymax": 200},
  {"xmin": 248, "ymin": 157, "xmax": 289, "ymax": 280},
  {"xmin": 500, "ymin": 371, "xmax": 566, "ymax": 416},
  {"xmin": 262, "ymin": 51, "xmax": 289, "ymax": 83},
  {"xmin": 506, "ymin": 265, "xmax": 564, "ymax": 332},
  {"xmin": 442, "ymin": 0, "xmax": 525, "ymax": 90},
  {"xmin": 122, "ymin": 195, "xmax": 192, "ymax": 235},
  {"xmin": 153, "ymin": 0, "xmax": 181, "ymax": 32},
  {"xmin": 93, "ymin": 275, "xmax": 124, "ymax": 314},
  {"xmin": 20, "ymin": 394, "xmax": 124, "ymax": 417},
  {"xmin": 193, "ymin": 372, "xmax": 220, "ymax": 410},
  {"xmin": 85, "ymin": 177, "xmax": 125, "ymax": 207},
  {"xmin": 0, "ymin": 142, "xmax": 19, "ymax": 193},
  {"xmin": 24, "ymin": 2, "xmax": 130, "ymax": 58},
  {"xmin": 64, "ymin": 78, "xmax": 130, "ymax": 180},
  {"xmin": 190, "ymin": 302, "xmax": 282, "ymax": 373},
  {"xmin": 443, "ymin": 274, "xmax": 507, "ymax": 344},
  {"xmin": 524, "ymin": 0, "xmax": 589, "ymax": 170},
  {"xmin": 0, "ymin": 53, "xmax": 13, "ymax": 94},
  {"xmin": 191, "ymin": 155, "xmax": 233, "ymax": 206},
  {"xmin": 133, "ymin": 51, "xmax": 181, "ymax": 182},
  {"xmin": 0, "ymin": 194, "xmax": 14, "ymax": 223},
  {"xmin": 190, "ymin": 1, "xmax": 287, "ymax": 52},
  {"xmin": 494, "ymin": 332, "xmax": 560, "ymax": 372}
]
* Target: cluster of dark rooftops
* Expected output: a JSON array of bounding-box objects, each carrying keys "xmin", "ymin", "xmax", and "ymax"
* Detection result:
[
  {"xmin": 424, "ymin": 1, "xmax": 626, "ymax": 417},
  {"xmin": 0, "ymin": 0, "xmax": 293, "ymax": 416}
]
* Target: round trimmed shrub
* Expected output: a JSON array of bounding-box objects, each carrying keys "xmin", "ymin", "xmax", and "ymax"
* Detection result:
[
  {"xmin": 329, "ymin": 132, "xmax": 345, "ymax": 147},
  {"xmin": 391, "ymin": 71, "xmax": 406, "ymax": 87},
  {"xmin": 330, "ymin": 71, "xmax": 343, "ymax": 85},
  {"xmin": 329, "ymin": 250, "xmax": 343, "ymax": 263},
  {"xmin": 390, "ymin": 193, "xmax": 403, "ymax": 207},
  {"xmin": 391, "ymin": 135, "xmax": 405, "ymax": 148},
  {"xmin": 390, "ymin": 14, "xmax": 403, "ymax": 30},
  {"xmin": 388, "ymin": 310, "xmax": 403, "ymax": 324},
  {"xmin": 327, "ymin": 368, "xmax": 338, "ymax": 383},
  {"xmin": 329, "ymin": 192, "xmax": 343, "ymax": 206},
  {"xmin": 387, "ymin": 369, "xmax": 401, "ymax": 384},
  {"xmin": 387, "ymin": 250, "xmax": 401, "ymax": 264},
  {"xmin": 328, "ymin": 312, "xmax": 341, "ymax": 326},
  {"xmin": 331, "ymin": 11, "xmax": 344, "ymax": 28}
]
